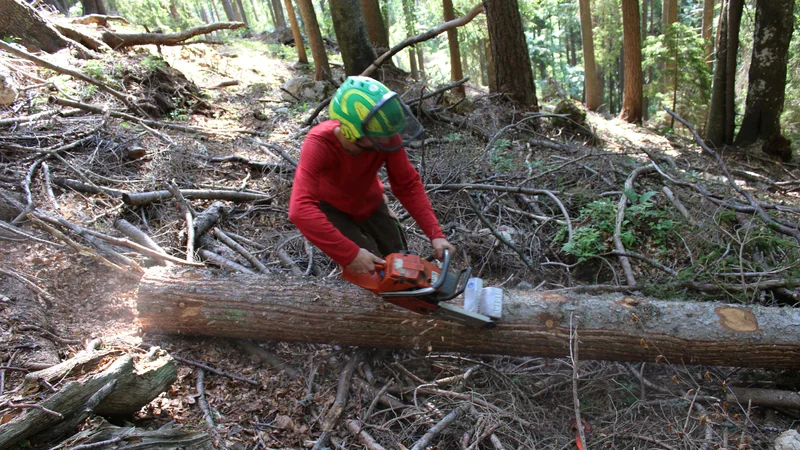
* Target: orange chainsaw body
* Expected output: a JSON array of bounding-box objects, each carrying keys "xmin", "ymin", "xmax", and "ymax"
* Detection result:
[
  {"xmin": 342, "ymin": 252, "xmax": 441, "ymax": 314},
  {"xmin": 342, "ymin": 250, "xmax": 494, "ymax": 328}
]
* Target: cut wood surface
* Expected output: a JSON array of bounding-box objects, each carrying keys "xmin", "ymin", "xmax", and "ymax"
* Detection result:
[{"xmin": 137, "ymin": 267, "xmax": 800, "ymax": 369}]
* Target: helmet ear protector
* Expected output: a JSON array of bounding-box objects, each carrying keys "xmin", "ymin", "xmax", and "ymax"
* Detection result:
[{"xmin": 328, "ymin": 76, "xmax": 424, "ymax": 152}]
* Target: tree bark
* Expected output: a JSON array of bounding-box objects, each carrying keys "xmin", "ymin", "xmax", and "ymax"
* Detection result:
[
  {"xmin": 137, "ymin": 267, "xmax": 800, "ymax": 370},
  {"xmin": 234, "ymin": 0, "xmax": 250, "ymax": 27},
  {"xmin": 361, "ymin": 0, "xmax": 389, "ymax": 50},
  {"xmin": 484, "ymin": 0, "xmax": 537, "ymax": 108},
  {"xmin": 724, "ymin": 0, "xmax": 744, "ymax": 144},
  {"xmin": 443, "ymin": 0, "xmax": 465, "ymax": 97},
  {"xmin": 733, "ymin": 0, "xmax": 795, "ymax": 146},
  {"xmin": 0, "ymin": 0, "xmax": 71, "ymax": 53},
  {"xmin": 619, "ymin": 0, "xmax": 643, "ymax": 123},
  {"xmin": 330, "ymin": 0, "xmax": 377, "ymax": 76},
  {"xmin": 284, "ymin": 0, "xmax": 308, "ymax": 63},
  {"xmin": 705, "ymin": 0, "xmax": 728, "ymax": 145},
  {"xmin": 701, "ymin": 0, "xmax": 715, "ymax": 67},
  {"xmin": 296, "ymin": 0, "xmax": 332, "ymax": 81},
  {"xmin": 80, "ymin": 0, "xmax": 106, "ymax": 15},
  {"xmin": 220, "ymin": 0, "xmax": 237, "ymax": 21},
  {"xmin": 579, "ymin": 0, "xmax": 601, "ymax": 111}
]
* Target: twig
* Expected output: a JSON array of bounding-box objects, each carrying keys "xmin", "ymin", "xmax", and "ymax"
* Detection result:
[
  {"xmin": 665, "ymin": 107, "xmax": 800, "ymax": 243},
  {"xmin": 196, "ymin": 369, "xmax": 216, "ymax": 428},
  {"xmin": 167, "ymin": 353, "xmax": 258, "ymax": 386},
  {"xmin": 613, "ymin": 165, "xmax": 656, "ymax": 286},
  {"xmin": 364, "ymin": 379, "xmax": 393, "ymax": 421},
  {"xmin": 662, "ymin": 186, "xmax": 696, "ymax": 226},
  {"xmin": 607, "ymin": 251, "xmax": 679, "ymax": 277},
  {"xmin": 166, "ymin": 181, "xmax": 196, "ymax": 263},
  {"xmin": 0, "ymin": 41, "xmax": 143, "ymax": 114},
  {"xmin": 411, "ymin": 403, "xmax": 470, "ymax": 450},
  {"xmin": 345, "ymin": 420, "xmax": 387, "ymax": 450},
  {"xmin": 609, "ymin": 434, "xmax": 678, "ymax": 450},
  {"xmin": 466, "ymin": 193, "xmax": 535, "ymax": 270},
  {"xmin": 213, "ymin": 228, "xmax": 269, "ymax": 273},
  {"xmin": 406, "ymin": 78, "xmax": 469, "ymax": 107},
  {"xmin": 0, "ymin": 266, "xmax": 59, "ymax": 306},
  {"xmin": 6, "ymin": 401, "xmax": 63, "ymax": 418},
  {"xmin": 198, "ymin": 249, "xmax": 254, "ymax": 273},
  {"xmin": 312, "ymin": 351, "xmax": 363, "ymax": 450},
  {"xmin": 570, "ymin": 316, "xmax": 587, "ymax": 450}
]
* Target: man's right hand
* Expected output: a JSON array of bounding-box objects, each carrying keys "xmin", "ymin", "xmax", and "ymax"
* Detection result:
[{"xmin": 346, "ymin": 248, "xmax": 385, "ymax": 274}]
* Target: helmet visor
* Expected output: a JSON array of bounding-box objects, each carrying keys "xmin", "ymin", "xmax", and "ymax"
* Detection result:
[{"xmin": 362, "ymin": 93, "xmax": 423, "ymax": 152}]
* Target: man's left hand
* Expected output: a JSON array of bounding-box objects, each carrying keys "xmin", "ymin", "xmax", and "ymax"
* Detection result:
[{"xmin": 432, "ymin": 238, "xmax": 455, "ymax": 261}]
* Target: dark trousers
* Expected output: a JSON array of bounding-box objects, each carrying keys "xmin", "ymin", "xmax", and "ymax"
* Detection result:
[{"xmin": 319, "ymin": 201, "xmax": 408, "ymax": 258}]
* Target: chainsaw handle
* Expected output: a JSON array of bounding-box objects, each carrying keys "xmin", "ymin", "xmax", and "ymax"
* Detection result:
[{"xmin": 382, "ymin": 249, "xmax": 452, "ymax": 298}]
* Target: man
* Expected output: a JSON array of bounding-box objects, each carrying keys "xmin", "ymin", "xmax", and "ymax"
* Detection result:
[{"xmin": 289, "ymin": 76, "xmax": 454, "ymax": 275}]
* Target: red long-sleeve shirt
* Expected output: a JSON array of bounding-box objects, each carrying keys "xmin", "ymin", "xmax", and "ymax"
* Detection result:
[{"xmin": 288, "ymin": 120, "xmax": 445, "ymax": 266}]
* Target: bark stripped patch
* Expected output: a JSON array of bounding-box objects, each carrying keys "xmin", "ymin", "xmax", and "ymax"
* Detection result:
[
  {"xmin": 540, "ymin": 293, "xmax": 567, "ymax": 302},
  {"xmin": 715, "ymin": 306, "xmax": 759, "ymax": 333},
  {"xmin": 537, "ymin": 312, "xmax": 562, "ymax": 329}
]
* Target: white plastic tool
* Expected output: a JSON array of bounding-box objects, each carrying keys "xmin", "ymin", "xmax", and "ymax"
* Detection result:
[
  {"xmin": 463, "ymin": 277, "xmax": 483, "ymax": 313},
  {"xmin": 478, "ymin": 287, "xmax": 503, "ymax": 320}
]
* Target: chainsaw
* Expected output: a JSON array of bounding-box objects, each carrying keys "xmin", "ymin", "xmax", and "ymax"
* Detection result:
[{"xmin": 343, "ymin": 249, "xmax": 498, "ymax": 328}]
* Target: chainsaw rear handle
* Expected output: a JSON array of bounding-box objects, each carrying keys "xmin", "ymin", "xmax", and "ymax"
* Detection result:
[{"xmin": 382, "ymin": 249, "xmax": 453, "ymax": 298}]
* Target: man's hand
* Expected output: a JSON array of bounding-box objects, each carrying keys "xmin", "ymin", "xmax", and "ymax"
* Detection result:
[
  {"xmin": 432, "ymin": 238, "xmax": 455, "ymax": 261},
  {"xmin": 346, "ymin": 248, "xmax": 385, "ymax": 274}
]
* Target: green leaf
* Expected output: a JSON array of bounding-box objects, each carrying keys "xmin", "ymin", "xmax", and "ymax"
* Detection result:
[
  {"xmin": 624, "ymin": 188, "xmax": 639, "ymax": 202},
  {"xmin": 640, "ymin": 191, "xmax": 658, "ymax": 204}
]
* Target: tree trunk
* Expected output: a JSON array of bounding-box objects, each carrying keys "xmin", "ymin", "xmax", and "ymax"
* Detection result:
[
  {"xmin": 705, "ymin": 0, "xmax": 729, "ymax": 145},
  {"xmin": 417, "ymin": 45, "xmax": 425, "ymax": 78},
  {"xmin": 485, "ymin": 37, "xmax": 495, "ymax": 91},
  {"xmin": 271, "ymin": 0, "xmax": 287, "ymax": 29},
  {"xmin": 360, "ymin": 0, "xmax": 389, "ymax": 50},
  {"xmin": 579, "ymin": 0, "xmax": 601, "ymax": 111},
  {"xmin": 0, "ymin": 0, "xmax": 71, "ymax": 53},
  {"xmin": 44, "ymin": 0, "xmax": 69, "ymax": 15},
  {"xmin": 484, "ymin": 0, "xmax": 538, "ymax": 108},
  {"xmin": 330, "ymin": 0, "xmax": 377, "ymax": 76},
  {"xmin": 733, "ymin": 0, "xmax": 795, "ymax": 146},
  {"xmin": 80, "ymin": 0, "xmax": 106, "ymax": 15},
  {"xmin": 702, "ymin": 0, "xmax": 715, "ymax": 67},
  {"xmin": 442, "ymin": 0, "xmax": 465, "ymax": 97},
  {"xmin": 478, "ymin": 38, "xmax": 487, "ymax": 86},
  {"xmin": 296, "ymin": 0, "xmax": 331, "ymax": 80},
  {"xmin": 234, "ymin": 0, "xmax": 250, "ymax": 27},
  {"xmin": 137, "ymin": 267, "xmax": 800, "ymax": 370},
  {"xmin": 619, "ymin": 0, "xmax": 643, "ymax": 123},
  {"xmin": 409, "ymin": 48, "xmax": 419, "ymax": 79},
  {"xmin": 220, "ymin": 0, "xmax": 236, "ymax": 21},
  {"xmin": 401, "ymin": 0, "xmax": 418, "ymax": 78},
  {"xmin": 284, "ymin": 0, "xmax": 308, "ymax": 64},
  {"xmin": 723, "ymin": 0, "xmax": 743, "ymax": 144}
]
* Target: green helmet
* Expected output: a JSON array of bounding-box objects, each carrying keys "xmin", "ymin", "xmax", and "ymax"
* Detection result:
[{"xmin": 329, "ymin": 76, "xmax": 423, "ymax": 152}]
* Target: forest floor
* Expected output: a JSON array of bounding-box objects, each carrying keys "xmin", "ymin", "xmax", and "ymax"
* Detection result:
[{"xmin": 1, "ymin": 31, "xmax": 800, "ymax": 450}]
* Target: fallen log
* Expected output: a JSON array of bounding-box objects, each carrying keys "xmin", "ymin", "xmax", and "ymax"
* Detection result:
[
  {"xmin": 101, "ymin": 22, "xmax": 245, "ymax": 49},
  {"xmin": 137, "ymin": 267, "xmax": 800, "ymax": 370},
  {"xmin": 0, "ymin": 352, "xmax": 176, "ymax": 449}
]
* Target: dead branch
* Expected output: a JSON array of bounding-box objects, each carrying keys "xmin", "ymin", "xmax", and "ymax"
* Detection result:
[
  {"xmin": 0, "ymin": 41, "xmax": 142, "ymax": 114},
  {"xmin": 345, "ymin": 419, "xmax": 387, "ymax": 450},
  {"xmin": 195, "ymin": 369, "xmax": 216, "ymax": 428},
  {"xmin": 166, "ymin": 181, "xmax": 196, "ymax": 263},
  {"xmin": 113, "ymin": 219, "xmax": 170, "ymax": 264},
  {"xmin": 71, "ymin": 14, "xmax": 131, "ymax": 26},
  {"xmin": 212, "ymin": 228, "xmax": 269, "ymax": 274},
  {"xmin": 466, "ymin": 193, "xmax": 535, "ymax": 271},
  {"xmin": 406, "ymin": 78, "xmax": 469, "ymax": 107},
  {"xmin": 727, "ymin": 387, "xmax": 800, "ymax": 409},
  {"xmin": 662, "ymin": 186, "xmax": 696, "ymax": 226},
  {"xmin": 570, "ymin": 321, "xmax": 587, "ymax": 450},
  {"xmin": 362, "ymin": 4, "xmax": 483, "ymax": 78},
  {"xmin": 614, "ymin": 165, "xmax": 656, "ymax": 287},
  {"xmin": 665, "ymin": 107, "xmax": 800, "ymax": 243},
  {"xmin": 234, "ymin": 340, "xmax": 301, "ymax": 377},
  {"xmin": 0, "ymin": 265, "xmax": 59, "ymax": 306},
  {"xmin": 312, "ymin": 351, "xmax": 362, "ymax": 450},
  {"xmin": 121, "ymin": 189, "xmax": 269, "ymax": 206},
  {"xmin": 162, "ymin": 352, "xmax": 258, "ymax": 386},
  {"xmin": 198, "ymin": 249, "xmax": 253, "ymax": 273},
  {"xmin": 410, "ymin": 403, "xmax": 470, "ymax": 450},
  {"xmin": 303, "ymin": 4, "xmax": 484, "ymax": 125},
  {"xmin": 101, "ymin": 22, "xmax": 246, "ymax": 49}
]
